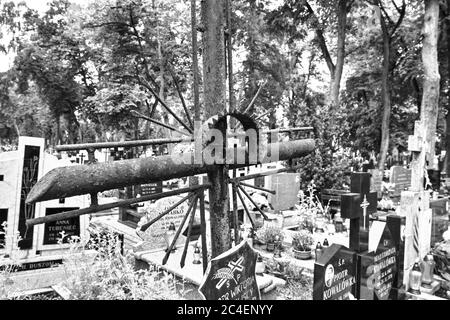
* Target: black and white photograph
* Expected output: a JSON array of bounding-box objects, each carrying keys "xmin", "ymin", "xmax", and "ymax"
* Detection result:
[{"xmin": 0, "ymin": 0, "xmax": 449, "ymax": 307}]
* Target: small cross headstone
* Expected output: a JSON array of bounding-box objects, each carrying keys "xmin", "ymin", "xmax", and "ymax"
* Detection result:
[
  {"xmin": 199, "ymin": 240, "xmax": 260, "ymax": 300},
  {"xmin": 313, "ymin": 243, "xmax": 357, "ymax": 300},
  {"xmin": 341, "ymin": 172, "xmax": 378, "ymax": 252}
]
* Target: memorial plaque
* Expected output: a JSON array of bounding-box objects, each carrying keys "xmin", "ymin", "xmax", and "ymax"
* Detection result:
[
  {"xmin": 357, "ymin": 215, "xmax": 403, "ymax": 300},
  {"xmin": 313, "ymin": 244, "xmax": 357, "ymax": 300},
  {"xmin": 43, "ymin": 207, "xmax": 80, "ymax": 245},
  {"xmin": 139, "ymin": 181, "xmax": 163, "ymax": 196},
  {"xmin": 0, "ymin": 259, "xmax": 63, "ymax": 272},
  {"xmin": 390, "ymin": 166, "xmax": 412, "ymax": 196},
  {"xmin": 199, "ymin": 240, "xmax": 260, "ymax": 300}
]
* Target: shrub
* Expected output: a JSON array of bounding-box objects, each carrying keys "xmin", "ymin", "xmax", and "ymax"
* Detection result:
[
  {"xmin": 61, "ymin": 230, "xmax": 182, "ymax": 300},
  {"xmin": 296, "ymin": 182, "xmax": 330, "ymax": 232}
]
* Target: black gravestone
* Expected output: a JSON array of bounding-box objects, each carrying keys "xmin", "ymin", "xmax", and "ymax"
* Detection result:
[
  {"xmin": 0, "ymin": 208, "xmax": 7, "ymax": 248},
  {"xmin": 138, "ymin": 181, "xmax": 163, "ymax": 196},
  {"xmin": 313, "ymin": 243, "xmax": 357, "ymax": 300},
  {"xmin": 199, "ymin": 240, "xmax": 260, "ymax": 300},
  {"xmin": 43, "ymin": 207, "xmax": 80, "ymax": 245},
  {"xmin": 356, "ymin": 215, "xmax": 404, "ymax": 300},
  {"xmin": 341, "ymin": 172, "xmax": 378, "ymax": 252}
]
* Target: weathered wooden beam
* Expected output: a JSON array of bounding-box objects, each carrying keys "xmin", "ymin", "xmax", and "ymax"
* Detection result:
[
  {"xmin": 26, "ymin": 185, "xmax": 208, "ymax": 227},
  {"xmin": 236, "ymin": 186, "xmax": 255, "ymax": 228},
  {"xmin": 238, "ymin": 184, "xmax": 269, "ymax": 220},
  {"xmin": 232, "ymin": 180, "xmax": 239, "ymax": 244},
  {"xmin": 140, "ymin": 192, "xmax": 194, "ymax": 232},
  {"xmin": 55, "ymin": 137, "xmax": 193, "ymax": 152},
  {"xmin": 27, "ymin": 139, "xmax": 314, "ymax": 204},
  {"xmin": 180, "ymin": 196, "xmax": 199, "ymax": 268},
  {"xmin": 239, "ymin": 182, "xmax": 276, "ymax": 195},
  {"xmin": 162, "ymin": 194, "xmax": 198, "ymax": 265},
  {"xmin": 198, "ymin": 190, "xmax": 208, "ymax": 272},
  {"xmin": 131, "ymin": 110, "xmax": 192, "ymax": 137}
]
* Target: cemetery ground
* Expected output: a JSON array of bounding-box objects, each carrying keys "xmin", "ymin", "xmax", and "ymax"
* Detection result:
[{"xmin": 1, "ymin": 137, "xmax": 450, "ymax": 301}]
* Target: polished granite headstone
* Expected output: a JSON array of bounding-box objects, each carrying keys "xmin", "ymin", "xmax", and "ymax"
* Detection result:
[
  {"xmin": 313, "ymin": 243, "xmax": 357, "ymax": 300},
  {"xmin": 356, "ymin": 215, "xmax": 404, "ymax": 300}
]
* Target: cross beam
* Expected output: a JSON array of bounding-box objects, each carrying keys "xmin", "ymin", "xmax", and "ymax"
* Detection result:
[{"xmin": 26, "ymin": 139, "xmax": 314, "ymax": 204}]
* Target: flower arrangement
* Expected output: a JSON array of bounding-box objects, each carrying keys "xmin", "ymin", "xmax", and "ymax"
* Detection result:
[
  {"xmin": 292, "ymin": 230, "xmax": 314, "ymax": 252},
  {"xmin": 255, "ymin": 224, "xmax": 284, "ymax": 244},
  {"xmin": 296, "ymin": 182, "xmax": 330, "ymax": 232}
]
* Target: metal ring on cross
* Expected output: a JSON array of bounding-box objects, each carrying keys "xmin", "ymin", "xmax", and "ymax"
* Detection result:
[{"xmin": 201, "ymin": 112, "xmax": 261, "ymax": 165}]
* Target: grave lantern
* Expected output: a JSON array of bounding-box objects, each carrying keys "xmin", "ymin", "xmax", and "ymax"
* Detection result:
[
  {"xmin": 421, "ymin": 254, "xmax": 435, "ymax": 287},
  {"xmin": 408, "ymin": 259, "xmax": 423, "ymax": 295},
  {"xmin": 164, "ymin": 222, "xmax": 177, "ymax": 252},
  {"xmin": 315, "ymin": 242, "xmax": 323, "ymax": 261},
  {"xmin": 193, "ymin": 243, "xmax": 201, "ymax": 264}
]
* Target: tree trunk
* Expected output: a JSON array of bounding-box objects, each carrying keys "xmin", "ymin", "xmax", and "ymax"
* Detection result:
[
  {"xmin": 201, "ymin": 0, "xmax": 230, "ymax": 257},
  {"xmin": 378, "ymin": 18, "xmax": 392, "ymax": 171},
  {"xmin": 56, "ymin": 114, "xmax": 61, "ymax": 145},
  {"xmin": 305, "ymin": 0, "xmax": 349, "ymax": 108},
  {"xmin": 445, "ymin": 0, "xmax": 450, "ymax": 175},
  {"xmin": 421, "ymin": 0, "xmax": 441, "ymax": 167},
  {"xmin": 331, "ymin": 0, "xmax": 348, "ymax": 108}
]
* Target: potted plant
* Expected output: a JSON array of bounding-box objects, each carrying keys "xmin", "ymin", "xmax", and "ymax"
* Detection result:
[
  {"xmin": 292, "ymin": 230, "xmax": 314, "ymax": 260},
  {"xmin": 255, "ymin": 224, "xmax": 284, "ymax": 252}
]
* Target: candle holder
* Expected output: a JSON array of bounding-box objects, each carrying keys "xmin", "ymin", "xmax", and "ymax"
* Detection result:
[
  {"xmin": 408, "ymin": 259, "xmax": 423, "ymax": 295},
  {"xmin": 164, "ymin": 222, "xmax": 177, "ymax": 252},
  {"xmin": 421, "ymin": 254, "xmax": 435, "ymax": 288},
  {"xmin": 192, "ymin": 243, "xmax": 202, "ymax": 264},
  {"xmin": 315, "ymin": 242, "xmax": 323, "ymax": 261},
  {"xmin": 255, "ymin": 254, "xmax": 265, "ymax": 274}
]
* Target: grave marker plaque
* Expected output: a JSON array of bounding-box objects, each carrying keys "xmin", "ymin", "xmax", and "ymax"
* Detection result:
[
  {"xmin": 139, "ymin": 181, "xmax": 163, "ymax": 196},
  {"xmin": 43, "ymin": 207, "xmax": 80, "ymax": 245},
  {"xmin": 199, "ymin": 240, "xmax": 260, "ymax": 300},
  {"xmin": 313, "ymin": 243, "xmax": 357, "ymax": 300}
]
